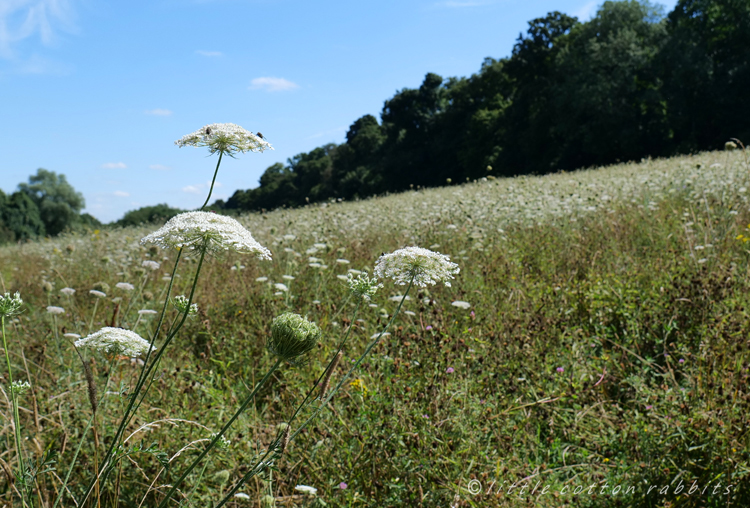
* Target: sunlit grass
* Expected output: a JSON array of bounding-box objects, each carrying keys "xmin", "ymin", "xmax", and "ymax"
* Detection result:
[{"xmin": 1, "ymin": 149, "xmax": 749, "ymax": 506}]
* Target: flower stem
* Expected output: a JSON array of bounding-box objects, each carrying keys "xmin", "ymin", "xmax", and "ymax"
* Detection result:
[
  {"xmin": 201, "ymin": 151, "xmax": 224, "ymax": 210},
  {"xmin": 156, "ymin": 358, "xmax": 282, "ymax": 508},
  {"xmin": 78, "ymin": 248, "xmax": 187, "ymax": 506},
  {"xmin": 216, "ymin": 282, "xmax": 413, "ymax": 507},
  {"xmin": 2, "ymin": 316, "xmax": 27, "ymax": 507}
]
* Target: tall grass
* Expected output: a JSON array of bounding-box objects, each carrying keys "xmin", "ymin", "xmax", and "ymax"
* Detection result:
[{"xmin": 1, "ymin": 148, "xmax": 749, "ymax": 506}]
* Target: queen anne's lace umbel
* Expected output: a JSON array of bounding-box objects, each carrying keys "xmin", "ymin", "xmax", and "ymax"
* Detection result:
[
  {"xmin": 175, "ymin": 123, "xmax": 273, "ymax": 155},
  {"xmin": 74, "ymin": 327, "xmax": 155, "ymax": 357},
  {"xmin": 374, "ymin": 246, "xmax": 459, "ymax": 287},
  {"xmin": 140, "ymin": 212, "xmax": 272, "ymax": 259}
]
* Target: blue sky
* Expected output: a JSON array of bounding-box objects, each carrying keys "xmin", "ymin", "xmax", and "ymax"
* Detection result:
[{"xmin": 0, "ymin": 0, "xmax": 677, "ymax": 223}]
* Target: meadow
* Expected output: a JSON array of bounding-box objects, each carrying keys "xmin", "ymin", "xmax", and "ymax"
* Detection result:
[{"xmin": 1, "ymin": 146, "xmax": 749, "ymax": 507}]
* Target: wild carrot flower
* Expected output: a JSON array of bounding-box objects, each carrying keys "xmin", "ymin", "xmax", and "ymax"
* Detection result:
[
  {"xmin": 375, "ymin": 246, "xmax": 459, "ymax": 287},
  {"xmin": 89, "ymin": 290, "xmax": 107, "ymax": 298},
  {"xmin": 116, "ymin": 282, "xmax": 135, "ymax": 291},
  {"xmin": 142, "ymin": 260, "xmax": 160, "ymax": 271},
  {"xmin": 60, "ymin": 287, "xmax": 76, "ymax": 296},
  {"xmin": 140, "ymin": 211, "xmax": 272, "ymax": 259},
  {"xmin": 267, "ymin": 313, "xmax": 320, "ymax": 364},
  {"xmin": 294, "ymin": 485, "xmax": 317, "ymax": 496},
  {"xmin": 173, "ymin": 296, "xmax": 198, "ymax": 316},
  {"xmin": 451, "ymin": 301, "xmax": 471, "ymax": 309},
  {"xmin": 0, "ymin": 292, "xmax": 23, "ymax": 317},
  {"xmin": 74, "ymin": 327, "xmax": 154, "ymax": 357},
  {"xmin": 175, "ymin": 123, "xmax": 273, "ymax": 156},
  {"xmin": 346, "ymin": 272, "xmax": 382, "ymax": 301},
  {"xmin": 46, "ymin": 306, "xmax": 65, "ymax": 315},
  {"xmin": 10, "ymin": 380, "xmax": 31, "ymax": 396}
]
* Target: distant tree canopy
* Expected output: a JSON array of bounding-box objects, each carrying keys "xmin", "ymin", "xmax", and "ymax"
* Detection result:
[
  {"xmin": 220, "ymin": 0, "xmax": 749, "ymax": 214},
  {"xmin": 115, "ymin": 203, "xmax": 184, "ymax": 228},
  {"xmin": 0, "ymin": 169, "xmax": 100, "ymax": 244}
]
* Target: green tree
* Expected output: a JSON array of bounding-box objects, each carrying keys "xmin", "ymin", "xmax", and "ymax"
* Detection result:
[
  {"xmin": 500, "ymin": 11, "xmax": 579, "ymax": 173},
  {"xmin": 551, "ymin": 1, "xmax": 670, "ymax": 169},
  {"xmin": 115, "ymin": 204, "xmax": 184, "ymax": 227},
  {"xmin": 660, "ymin": 0, "xmax": 750, "ymax": 150},
  {"xmin": 1, "ymin": 191, "xmax": 46, "ymax": 241},
  {"xmin": 19, "ymin": 168, "xmax": 85, "ymax": 236}
]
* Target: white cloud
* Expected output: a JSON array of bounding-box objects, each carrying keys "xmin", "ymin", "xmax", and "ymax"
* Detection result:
[
  {"xmin": 113, "ymin": 190, "xmax": 129, "ymax": 197},
  {"xmin": 149, "ymin": 164, "xmax": 170, "ymax": 170},
  {"xmin": 101, "ymin": 162, "xmax": 127, "ymax": 169},
  {"xmin": 145, "ymin": 108, "xmax": 172, "ymax": 116},
  {"xmin": 182, "ymin": 181, "xmax": 222, "ymax": 194},
  {"xmin": 574, "ymin": 0, "xmax": 599, "ymax": 20},
  {"xmin": 196, "ymin": 50, "xmax": 222, "ymax": 57},
  {"xmin": 0, "ymin": 0, "xmax": 77, "ymax": 59},
  {"xmin": 249, "ymin": 76, "xmax": 299, "ymax": 92}
]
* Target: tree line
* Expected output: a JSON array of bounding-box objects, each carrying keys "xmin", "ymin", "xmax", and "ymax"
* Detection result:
[
  {"xmin": 3, "ymin": 0, "xmax": 747, "ymax": 243},
  {"xmin": 0, "ymin": 169, "xmax": 101, "ymax": 243},
  {"xmin": 217, "ymin": 0, "xmax": 750, "ymax": 212}
]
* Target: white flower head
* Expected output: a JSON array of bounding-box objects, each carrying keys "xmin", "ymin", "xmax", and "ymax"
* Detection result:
[
  {"xmin": 140, "ymin": 212, "xmax": 272, "ymax": 259},
  {"xmin": 294, "ymin": 485, "xmax": 318, "ymax": 496},
  {"xmin": 451, "ymin": 301, "xmax": 471, "ymax": 309},
  {"xmin": 374, "ymin": 246, "xmax": 459, "ymax": 287},
  {"xmin": 142, "ymin": 260, "xmax": 160, "ymax": 271},
  {"xmin": 89, "ymin": 290, "xmax": 107, "ymax": 298},
  {"xmin": 46, "ymin": 306, "xmax": 65, "ymax": 315},
  {"xmin": 60, "ymin": 287, "xmax": 76, "ymax": 296},
  {"xmin": 74, "ymin": 327, "xmax": 155, "ymax": 357},
  {"xmin": 0, "ymin": 292, "xmax": 23, "ymax": 317},
  {"xmin": 175, "ymin": 123, "xmax": 273, "ymax": 156},
  {"xmin": 116, "ymin": 282, "xmax": 135, "ymax": 291}
]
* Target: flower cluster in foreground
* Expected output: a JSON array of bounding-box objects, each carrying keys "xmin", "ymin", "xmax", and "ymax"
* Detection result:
[
  {"xmin": 74, "ymin": 327, "xmax": 154, "ymax": 357},
  {"xmin": 140, "ymin": 211, "xmax": 272, "ymax": 259},
  {"xmin": 175, "ymin": 123, "xmax": 273, "ymax": 155},
  {"xmin": 375, "ymin": 246, "xmax": 459, "ymax": 287}
]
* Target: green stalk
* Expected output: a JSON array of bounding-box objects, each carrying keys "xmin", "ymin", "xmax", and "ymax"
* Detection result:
[
  {"xmin": 201, "ymin": 151, "xmax": 224, "ymax": 210},
  {"xmin": 215, "ymin": 279, "xmax": 414, "ymax": 507},
  {"xmin": 2, "ymin": 316, "xmax": 28, "ymax": 507},
  {"xmin": 52, "ymin": 357, "xmax": 115, "ymax": 508},
  {"xmin": 156, "ymin": 358, "xmax": 282, "ymax": 508},
  {"xmin": 78, "ymin": 248, "xmax": 189, "ymax": 506}
]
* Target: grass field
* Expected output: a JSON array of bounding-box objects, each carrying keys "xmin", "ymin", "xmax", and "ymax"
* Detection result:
[{"xmin": 1, "ymin": 148, "xmax": 750, "ymax": 507}]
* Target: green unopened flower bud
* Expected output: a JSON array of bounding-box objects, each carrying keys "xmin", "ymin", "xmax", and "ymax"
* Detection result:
[
  {"xmin": 0, "ymin": 292, "xmax": 23, "ymax": 318},
  {"xmin": 261, "ymin": 495, "xmax": 276, "ymax": 508},
  {"xmin": 142, "ymin": 291, "xmax": 154, "ymax": 302},
  {"xmin": 42, "ymin": 281, "xmax": 53, "ymax": 293},
  {"xmin": 725, "ymin": 141, "xmax": 738, "ymax": 151},
  {"xmin": 267, "ymin": 313, "xmax": 320, "ymax": 364},
  {"xmin": 65, "ymin": 244, "xmax": 75, "ymax": 253}
]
